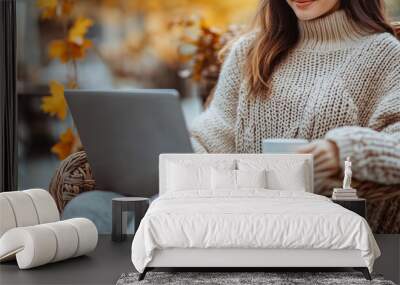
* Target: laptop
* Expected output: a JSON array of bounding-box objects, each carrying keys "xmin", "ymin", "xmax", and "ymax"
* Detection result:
[{"xmin": 65, "ymin": 89, "xmax": 193, "ymax": 197}]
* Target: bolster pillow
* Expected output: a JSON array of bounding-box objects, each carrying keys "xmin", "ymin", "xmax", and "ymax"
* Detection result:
[
  {"xmin": 0, "ymin": 218, "xmax": 98, "ymax": 269},
  {"xmin": 0, "ymin": 189, "xmax": 60, "ymax": 237}
]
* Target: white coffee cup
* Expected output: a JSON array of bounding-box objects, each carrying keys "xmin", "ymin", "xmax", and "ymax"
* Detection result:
[{"xmin": 262, "ymin": 138, "xmax": 309, "ymax": 154}]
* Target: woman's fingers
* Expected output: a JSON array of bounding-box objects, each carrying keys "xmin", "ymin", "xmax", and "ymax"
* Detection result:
[
  {"xmin": 298, "ymin": 142, "xmax": 330, "ymax": 170},
  {"xmin": 299, "ymin": 143, "xmax": 328, "ymax": 165},
  {"xmin": 296, "ymin": 142, "xmax": 317, "ymax": 154},
  {"xmin": 315, "ymin": 160, "xmax": 336, "ymax": 173},
  {"xmin": 314, "ymin": 165, "xmax": 336, "ymax": 177},
  {"xmin": 296, "ymin": 139, "xmax": 341, "ymax": 178},
  {"xmin": 314, "ymin": 149, "xmax": 329, "ymax": 165},
  {"xmin": 313, "ymin": 147, "xmax": 326, "ymax": 162}
]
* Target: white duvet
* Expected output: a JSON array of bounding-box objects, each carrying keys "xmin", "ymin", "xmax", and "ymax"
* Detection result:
[{"xmin": 131, "ymin": 190, "xmax": 380, "ymax": 273}]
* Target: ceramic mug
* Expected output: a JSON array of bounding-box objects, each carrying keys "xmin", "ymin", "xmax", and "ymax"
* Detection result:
[{"xmin": 262, "ymin": 138, "xmax": 309, "ymax": 154}]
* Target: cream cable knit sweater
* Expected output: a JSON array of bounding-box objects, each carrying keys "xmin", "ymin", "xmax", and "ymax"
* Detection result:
[{"xmin": 190, "ymin": 10, "xmax": 400, "ymax": 185}]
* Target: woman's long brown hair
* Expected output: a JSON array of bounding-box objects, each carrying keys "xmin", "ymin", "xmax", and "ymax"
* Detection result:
[{"xmin": 246, "ymin": 0, "xmax": 395, "ymax": 98}]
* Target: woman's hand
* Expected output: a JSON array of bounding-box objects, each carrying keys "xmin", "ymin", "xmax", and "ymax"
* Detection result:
[{"xmin": 296, "ymin": 139, "xmax": 341, "ymax": 180}]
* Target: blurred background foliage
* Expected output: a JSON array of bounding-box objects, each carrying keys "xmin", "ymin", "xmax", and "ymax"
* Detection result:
[
  {"xmin": 16, "ymin": 0, "xmax": 258, "ymax": 189},
  {"xmin": 387, "ymin": 0, "xmax": 400, "ymax": 20},
  {"xmin": 16, "ymin": 0, "xmax": 400, "ymax": 189}
]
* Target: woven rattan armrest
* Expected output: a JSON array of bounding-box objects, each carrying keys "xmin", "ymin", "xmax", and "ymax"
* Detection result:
[
  {"xmin": 49, "ymin": 151, "xmax": 96, "ymax": 212},
  {"xmin": 319, "ymin": 178, "xmax": 400, "ymax": 234}
]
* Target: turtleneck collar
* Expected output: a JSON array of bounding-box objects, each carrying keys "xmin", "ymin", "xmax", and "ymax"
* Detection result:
[{"xmin": 297, "ymin": 10, "xmax": 370, "ymax": 51}]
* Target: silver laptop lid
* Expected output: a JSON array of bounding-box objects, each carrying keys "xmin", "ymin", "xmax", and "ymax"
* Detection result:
[{"xmin": 65, "ymin": 89, "xmax": 193, "ymax": 197}]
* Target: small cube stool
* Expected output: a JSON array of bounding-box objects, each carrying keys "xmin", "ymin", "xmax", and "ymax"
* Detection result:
[{"xmin": 112, "ymin": 197, "xmax": 150, "ymax": 242}]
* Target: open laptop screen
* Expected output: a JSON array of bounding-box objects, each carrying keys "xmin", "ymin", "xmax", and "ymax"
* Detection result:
[{"xmin": 65, "ymin": 89, "xmax": 193, "ymax": 197}]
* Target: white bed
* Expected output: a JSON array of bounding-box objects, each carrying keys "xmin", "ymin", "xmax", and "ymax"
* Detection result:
[{"xmin": 131, "ymin": 154, "xmax": 380, "ymax": 280}]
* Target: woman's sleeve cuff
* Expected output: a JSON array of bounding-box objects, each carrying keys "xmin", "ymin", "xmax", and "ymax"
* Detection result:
[
  {"xmin": 325, "ymin": 127, "xmax": 364, "ymax": 169},
  {"xmin": 190, "ymin": 137, "xmax": 208, "ymax": 153}
]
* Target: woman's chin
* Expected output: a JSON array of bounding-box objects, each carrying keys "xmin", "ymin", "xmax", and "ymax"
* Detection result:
[
  {"xmin": 288, "ymin": 0, "xmax": 341, "ymax": 21},
  {"xmin": 293, "ymin": 11, "xmax": 323, "ymax": 21}
]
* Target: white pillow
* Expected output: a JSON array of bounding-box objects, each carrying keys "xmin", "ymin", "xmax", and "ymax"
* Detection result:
[
  {"xmin": 267, "ymin": 167, "xmax": 306, "ymax": 191},
  {"xmin": 236, "ymin": 169, "xmax": 267, "ymax": 189},
  {"xmin": 211, "ymin": 168, "xmax": 236, "ymax": 190},
  {"xmin": 167, "ymin": 163, "xmax": 210, "ymax": 191},
  {"xmin": 238, "ymin": 159, "xmax": 308, "ymax": 191},
  {"xmin": 211, "ymin": 169, "xmax": 268, "ymax": 190},
  {"xmin": 166, "ymin": 160, "xmax": 236, "ymax": 192}
]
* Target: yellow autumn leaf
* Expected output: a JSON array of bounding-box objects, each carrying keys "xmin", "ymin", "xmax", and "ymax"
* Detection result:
[
  {"xmin": 36, "ymin": 0, "xmax": 57, "ymax": 9},
  {"xmin": 61, "ymin": 0, "xmax": 74, "ymax": 16},
  {"xmin": 36, "ymin": 0, "xmax": 57, "ymax": 19},
  {"xmin": 51, "ymin": 128, "xmax": 77, "ymax": 160},
  {"xmin": 68, "ymin": 17, "xmax": 93, "ymax": 45},
  {"xmin": 41, "ymin": 80, "xmax": 68, "ymax": 120},
  {"xmin": 49, "ymin": 39, "xmax": 92, "ymax": 63},
  {"xmin": 49, "ymin": 40, "xmax": 68, "ymax": 63},
  {"xmin": 68, "ymin": 39, "xmax": 93, "ymax": 60},
  {"xmin": 37, "ymin": 0, "xmax": 74, "ymax": 19}
]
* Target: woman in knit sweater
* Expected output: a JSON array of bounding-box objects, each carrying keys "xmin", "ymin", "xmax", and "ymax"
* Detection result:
[{"xmin": 190, "ymin": 0, "xmax": 400, "ymax": 189}]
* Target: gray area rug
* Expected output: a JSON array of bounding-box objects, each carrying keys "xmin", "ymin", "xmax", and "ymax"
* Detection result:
[{"xmin": 116, "ymin": 272, "xmax": 395, "ymax": 285}]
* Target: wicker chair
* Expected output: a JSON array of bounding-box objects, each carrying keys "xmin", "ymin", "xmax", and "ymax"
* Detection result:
[{"xmin": 49, "ymin": 22, "xmax": 400, "ymax": 232}]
